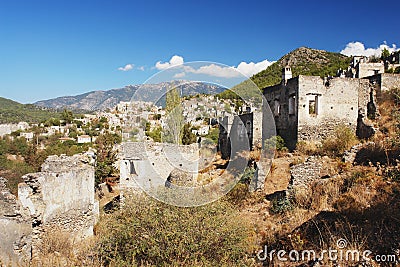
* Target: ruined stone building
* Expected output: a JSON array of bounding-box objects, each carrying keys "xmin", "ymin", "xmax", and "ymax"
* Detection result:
[
  {"xmin": 263, "ymin": 66, "xmax": 400, "ymax": 150},
  {"xmin": 344, "ymin": 56, "xmax": 385, "ymax": 78},
  {"xmin": 120, "ymin": 142, "xmax": 199, "ymax": 193},
  {"xmin": 218, "ymin": 113, "xmax": 253, "ymax": 160},
  {"xmin": 385, "ymin": 50, "xmax": 400, "ymax": 71},
  {"xmin": 0, "ymin": 154, "xmax": 98, "ymax": 266}
]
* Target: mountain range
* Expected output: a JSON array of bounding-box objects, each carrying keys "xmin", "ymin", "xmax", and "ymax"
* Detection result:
[
  {"xmin": 4, "ymin": 47, "xmax": 353, "ymax": 116},
  {"xmin": 34, "ymin": 81, "xmax": 226, "ymax": 112}
]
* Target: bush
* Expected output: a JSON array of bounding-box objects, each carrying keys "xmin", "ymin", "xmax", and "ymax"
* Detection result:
[
  {"xmin": 96, "ymin": 194, "xmax": 255, "ymax": 266},
  {"xmin": 264, "ymin": 135, "xmax": 286, "ymax": 152},
  {"xmin": 321, "ymin": 126, "xmax": 357, "ymax": 157},
  {"xmin": 270, "ymin": 196, "xmax": 294, "ymax": 214}
]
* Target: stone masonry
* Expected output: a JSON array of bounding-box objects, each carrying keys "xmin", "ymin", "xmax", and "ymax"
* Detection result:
[
  {"xmin": 0, "ymin": 154, "xmax": 99, "ymax": 266},
  {"xmin": 120, "ymin": 141, "xmax": 199, "ymax": 193},
  {"xmin": 262, "ymin": 67, "xmax": 385, "ymax": 150}
]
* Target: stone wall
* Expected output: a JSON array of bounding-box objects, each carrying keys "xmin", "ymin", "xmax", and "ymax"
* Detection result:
[
  {"xmin": 263, "ymin": 78, "xmax": 298, "ymax": 149},
  {"xmin": 381, "ymin": 73, "xmax": 400, "ymax": 91},
  {"xmin": 120, "ymin": 141, "xmax": 199, "ymax": 192},
  {"xmin": 263, "ymin": 74, "xmax": 375, "ymax": 150},
  {"xmin": 289, "ymin": 157, "xmax": 322, "ymax": 189},
  {"xmin": 297, "ymin": 76, "xmax": 362, "ymax": 143},
  {"xmin": 0, "ymin": 178, "xmax": 31, "ymax": 266},
  {"xmin": 356, "ymin": 62, "xmax": 384, "ymax": 78},
  {"xmin": 0, "ymin": 154, "xmax": 98, "ymax": 265},
  {"xmin": 365, "ymin": 73, "xmax": 400, "ymax": 92},
  {"xmin": 217, "ymin": 113, "xmax": 254, "ymax": 160}
]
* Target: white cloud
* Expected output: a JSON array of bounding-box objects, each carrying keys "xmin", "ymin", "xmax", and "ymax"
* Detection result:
[
  {"xmin": 155, "ymin": 55, "xmax": 184, "ymax": 70},
  {"xmin": 173, "ymin": 72, "xmax": 186, "ymax": 78},
  {"xmin": 118, "ymin": 64, "xmax": 134, "ymax": 71},
  {"xmin": 189, "ymin": 64, "xmax": 240, "ymax": 78},
  {"xmin": 137, "ymin": 66, "xmax": 145, "ymax": 71},
  {"xmin": 155, "ymin": 55, "xmax": 274, "ymax": 78},
  {"xmin": 236, "ymin": 59, "xmax": 274, "ymax": 77},
  {"xmin": 340, "ymin": 41, "xmax": 399, "ymax": 57}
]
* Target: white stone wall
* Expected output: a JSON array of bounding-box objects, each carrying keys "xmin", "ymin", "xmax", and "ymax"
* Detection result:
[
  {"xmin": 357, "ymin": 62, "xmax": 384, "ymax": 78},
  {"xmin": 19, "ymin": 154, "xmax": 98, "ymax": 256},
  {"xmin": 263, "ymin": 74, "xmax": 374, "ymax": 149},
  {"xmin": 297, "ymin": 76, "xmax": 360, "ymax": 140},
  {"xmin": 0, "ymin": 154, "xmax": 98, "ymax": 265},
  {"xmin": 120, "ymin": 142, "xmax": 199, "ymax": 192}
]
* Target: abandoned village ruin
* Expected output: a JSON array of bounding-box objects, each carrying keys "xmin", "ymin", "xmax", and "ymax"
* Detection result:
[{"xmin": 1, "ymin": 52, "xmax": 400, "ymax": 265}]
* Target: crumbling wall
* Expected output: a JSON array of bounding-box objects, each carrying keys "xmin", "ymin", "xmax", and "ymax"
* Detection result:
[
  {"xmin": 365, "ymin": 73, "xmax": 400, "ymax": 92},
  {"xmin": 19, "ymin": 154, "xmax": 99, "ymax": 255},
  {"xmin": 218, "ymin": 115, "xmax": 231, "ymax": 160},
  {"xmin": 381, "ymin": 73, "xmax": 400, "ymax": 91},
  {"xmin": 289, "ymin": 157, "xmax": 322, "ymax": 189},
  {"xmin": 120, "ymin": 142, "xmax": 199, "ymax": 192},
  {"xmin": 263, "ymin": 78, "xmax": 298, "ymax": 150},
  {"xmin": 0, "ymin": 154, "xmax": 98, "ymax": 265},
  {"xmin": 356, "ymin": 62, "xmax": 384, "ymax": 78},
  {"xmin": 0, "ymin": 178, "xmax": 31, "ymax": 266}
]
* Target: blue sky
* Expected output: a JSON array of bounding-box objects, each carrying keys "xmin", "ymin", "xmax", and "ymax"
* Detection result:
[{"xmin": 0, "ymin": 0, "xmax": 399, "ymax": 103}]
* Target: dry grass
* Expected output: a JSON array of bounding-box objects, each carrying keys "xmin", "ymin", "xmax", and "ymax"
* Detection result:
[
  {"xmin": 295, "ymin": 141, "xmax": 321, "ymax": 156},
  {"xmin": 30, "ymin": 229, "xmax": 101, "ymax": 267}
]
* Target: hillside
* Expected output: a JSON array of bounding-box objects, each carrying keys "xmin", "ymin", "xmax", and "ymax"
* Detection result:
[
  {"xmin": 0, "ymin": 97, "xmax": 60, "ymax": 124},
  {"xmin": 252, "ymin": 47, "xmax": 352, "ymax": 89},
  {"xmin": 35, "ymin": 81, "xmax": 225, "ymax": 111},
  {"xmin": 218, "ymin": 47, "xmax": 352, "ymax": 103}
]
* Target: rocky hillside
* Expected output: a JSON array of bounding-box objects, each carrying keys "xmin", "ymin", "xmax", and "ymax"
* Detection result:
[
  {"xmin": 251, "ymin": 47, "xmax": 351, "ymax": 89},
  {"xmin": 218, "ymin": 47, "xmax": 352, "ymax": 101},
  {"xmin": 34, "ymin": 81, "xmax": 225, "ymax": 112}
]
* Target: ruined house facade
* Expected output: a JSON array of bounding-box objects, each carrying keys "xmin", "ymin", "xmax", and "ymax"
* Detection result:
[
  {"xmin": 263, "ymin": 67, "xmax": 400, "ymax": 150},
  {"xmin": 263, "ymin": 67, "xmax": 377, "ymax": 150},
  {"xmin": 346, "ymin": 56, "xmax": 385, "ymax": 78},
  {"xmin": 0, "ymin": 154, "xmax": 98, "ymax": 266}
]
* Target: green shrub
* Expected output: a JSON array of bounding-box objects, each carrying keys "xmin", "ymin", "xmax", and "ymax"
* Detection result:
[
  {"xmin": 96, "ymin": 194, "xmax": 255, "ymax": 266},
  {"xmin": 270, "ymin": 196, "xmax": 294, "ymax": 214},
  {"xmin": 264, "ymin": 135, "xmax": 286, "ymax": 152}
]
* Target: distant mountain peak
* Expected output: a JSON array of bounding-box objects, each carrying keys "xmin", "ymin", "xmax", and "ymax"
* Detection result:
[{"xmin": 34, "ymin": 81, "xmax": 226, "ymax": 112}]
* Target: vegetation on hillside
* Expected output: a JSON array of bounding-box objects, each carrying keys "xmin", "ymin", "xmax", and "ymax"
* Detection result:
[
  {"xmin": 0, "ymin": 134, "xmax": 90, "ymax": 195},
  {"xmin": 218, "ymin": 47, "xmax": 352, "ymax": 102},
  {"xmin": 252, "ymin": 47, "xmax": 352, "ymax": 89},
  {"xmin": 0, "ymin": 97, "xmax": 61, "ymax": 124},
  {"xmin": 95, "ymin": 194, "xmax": 255, "ymax": 266}
]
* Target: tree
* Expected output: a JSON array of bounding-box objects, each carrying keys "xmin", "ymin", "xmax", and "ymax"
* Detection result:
[
  {"xmin": 205, "ymin": 128, "xmax": 219, "ymax": 144},
  {"xmin": 61, "ymin": 109, "xmax": 73, "ymax": 125},
  {"xmin": 164, "ymin": 87, "xmax": 184, "ymax": 144},
  {"xmin": 381, "ymin": 48, "xmax": 390, "ymax": 60},
  {"xmin": 95, "ymin": 133, "xmax": 122, "ymax": 185},
  {"xmin": 146, "ymin": 126, "xmax": 162, "ymax": 142},
  {"xmin": 181, "ymin": 123, "xmax": 197, "ymax": 145}
]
